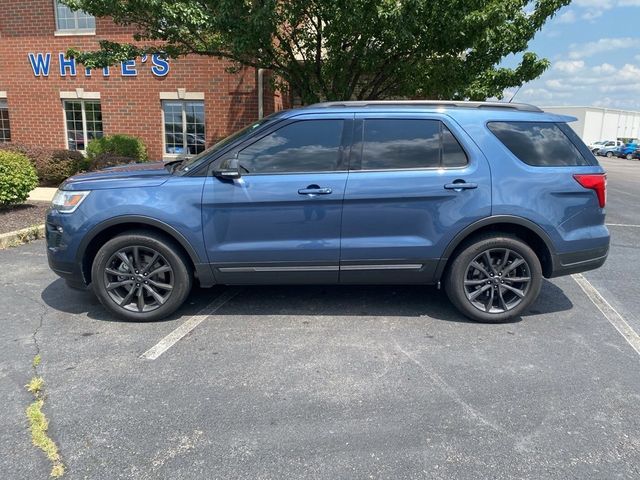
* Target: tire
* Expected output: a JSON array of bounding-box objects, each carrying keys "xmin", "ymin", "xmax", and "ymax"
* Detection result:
[
  {"xmin": 444, "ymin": 234, "xmax": 542, "ymax": 323},
  {"xmin": 606, "ymin": 151, "xmax": 613, "ymax": 158},
  {"xmin": 91, "ymin": 231, "xmax": 193, "ymax": 322},
  {"xmin": 626, "ymin": 153, "xmax": 633, "ymax": 160}
]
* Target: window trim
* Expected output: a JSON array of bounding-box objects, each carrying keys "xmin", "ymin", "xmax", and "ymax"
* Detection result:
[
  {"xmin": 53, "ymin": 0, "xmax": 96, "ymax": 35},
  {"xmin": 0, "ymin": 98, "xmax": 11, "ymax": 143},
  {"xmin": 231, "ymin": 118, "xmax": 351, "ymax": 176},
  {"xmin": 161, "ymin": 99, "xmax": 206, "ymax": 159},
  {"xmin": 351, "ymin": 117, "xmax": 470, "ymax": 172},
  {"xmin": 62, "ymin": 99, "xmax": 103, "ymax": 152}
]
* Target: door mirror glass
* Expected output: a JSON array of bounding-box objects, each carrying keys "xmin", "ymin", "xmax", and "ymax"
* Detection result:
[{"xmin": 214, "ymin": 156, "xmax": 241, "ymax": 180}]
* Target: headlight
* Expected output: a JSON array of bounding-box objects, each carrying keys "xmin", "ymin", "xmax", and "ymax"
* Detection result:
[{"xmin": 51, "ymin": 190, "xmax": 91, "ymax": 213}]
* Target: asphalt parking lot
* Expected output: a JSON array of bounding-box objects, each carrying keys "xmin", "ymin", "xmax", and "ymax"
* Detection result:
[{"xmin": 2, "ymin": 156, "xmax": 640, "ymax": 479}]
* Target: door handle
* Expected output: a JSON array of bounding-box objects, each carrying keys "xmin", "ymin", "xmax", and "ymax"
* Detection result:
[
  {"xmin": 444, "ymin": 181, "xmax": 478, "ymax": 191},
  {"xmin": 298, "ymin": 186, "xmax": 332, "ymax": 195}
]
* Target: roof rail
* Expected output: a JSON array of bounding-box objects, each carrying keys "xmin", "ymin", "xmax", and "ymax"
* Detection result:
[{"xmin": 308, "ymin": 100, "xmax": 543, "ymax": 113}]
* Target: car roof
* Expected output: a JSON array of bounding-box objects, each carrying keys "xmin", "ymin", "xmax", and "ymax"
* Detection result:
[
  {"xmin": 308, "ymin": 100, "xmax": 543, "ymax": 112},
  {"xmin": 278, "ymin": 100, "xmax": 575, "ymax": 123}
]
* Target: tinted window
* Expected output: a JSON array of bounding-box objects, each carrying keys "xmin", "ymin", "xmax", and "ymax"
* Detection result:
[
  {"xmin": 360, "ymin": 119, "xmax": 467, "ymax": 170},
  {"xmin": 442, "ymin": 125, "xmax": 467, "ymax": 167},
  {"xmin": 488, "ymin": 121, "xmax": 591, "ymax": 166},
  {"xmin": 237, "ymin": 120, "xmax": 344, "ymax": 173}
]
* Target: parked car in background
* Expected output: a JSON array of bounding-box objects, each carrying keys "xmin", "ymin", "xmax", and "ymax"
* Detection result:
[
  {"xmin": 632, "ymin": 147, "xmax": 640, "ymax": 160},
  {"xmin": 46, "ymin": 101, "xmax": 609, "ymax": 324},
  {"xmin": 615, "ymin": 142, "xmax": 639, "ymax": 160},
  {"xmin": 587, "ymin": 140, "xmax": 607, "ymax": 152},
  {"xmin": 596, "ymin": 140, "xmax": 624, "ymax": 157}
]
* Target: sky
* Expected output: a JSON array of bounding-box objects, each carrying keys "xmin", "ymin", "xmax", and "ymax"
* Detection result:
[{"xmin": 500, "ymin": 0, "xmax": 640, "ymax": 109}]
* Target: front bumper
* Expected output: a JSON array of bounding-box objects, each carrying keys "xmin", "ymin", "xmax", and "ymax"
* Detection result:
[{"xmin": 45, "ymin": 208, "xmax": 90, "ymax": 289}]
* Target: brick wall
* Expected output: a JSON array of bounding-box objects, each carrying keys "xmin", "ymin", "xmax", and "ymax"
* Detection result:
[{"xmin": 0, "ymin": 0, "xmax": 289, "ymax": 160}]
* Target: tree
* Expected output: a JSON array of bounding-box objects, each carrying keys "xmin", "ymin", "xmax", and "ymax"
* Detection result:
[{"xmin": 64, "ymin": 0, "xmax": 570, "ymax": 104}]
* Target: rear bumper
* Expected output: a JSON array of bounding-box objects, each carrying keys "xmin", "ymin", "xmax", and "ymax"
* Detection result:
[{"xmin": 548, "ymin": 245, "xmax": 609, "ymax": 278}]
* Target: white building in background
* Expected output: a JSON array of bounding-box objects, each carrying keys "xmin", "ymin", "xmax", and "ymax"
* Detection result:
[{"xmin": 543, "ymin": 106, "xmax": 640, "ymax": 145}]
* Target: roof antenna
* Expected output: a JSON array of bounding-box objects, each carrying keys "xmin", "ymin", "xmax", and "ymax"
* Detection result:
[{"xmin": 508, "ymin": 85, "xmax": 523, "ymax": 103}]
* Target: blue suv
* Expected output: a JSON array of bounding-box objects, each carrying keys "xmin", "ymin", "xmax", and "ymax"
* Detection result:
[{"xmin": 46, "ymin": 101, "xmax": 609, "ymax": 323}]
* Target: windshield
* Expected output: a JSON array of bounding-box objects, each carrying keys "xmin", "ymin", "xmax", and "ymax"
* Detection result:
[{"xmin": 176, "ymin": 111, "xmax": 285, "ymax": 174}]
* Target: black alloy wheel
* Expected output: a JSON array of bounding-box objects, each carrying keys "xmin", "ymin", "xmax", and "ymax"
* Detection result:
[
  {"xmin": 92, "ymin": 231, "xmax": 192, "ymax": 321},
  {"xmin": 463, "ymin": 248, "xmax": 532, "ymax": 314},
  {"xmin": 103, "ymin": 245, "xmax": 174, "ymax": 313},
  {"xmin": 444, "ymin": 234, "xmax": 542, "ymax": 323}
]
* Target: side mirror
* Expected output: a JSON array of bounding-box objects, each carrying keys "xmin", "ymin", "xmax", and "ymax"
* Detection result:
[{"xmin": 214, "ymin": 156, "xmax": 241, "ymax": 180}]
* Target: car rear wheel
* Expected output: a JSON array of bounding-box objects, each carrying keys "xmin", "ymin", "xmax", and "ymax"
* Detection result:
[
  {"xmin": 91, "ymin": 231, "xmax": 192, "ymax": 322},
  {"xmin": 606, "ymin": 151, "xmax": 613, "ymax": 158},
  {"xmin": 626, "ymin": 153, "xmax": 633, "ymax": 160},
  {"xmin": 444, "ymin": 235, "xmax": 542, "ymax": 323}
]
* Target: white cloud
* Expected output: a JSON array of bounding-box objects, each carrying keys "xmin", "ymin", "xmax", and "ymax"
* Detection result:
[
  {"xmin": 557, "ymin": 10, "xmax": 577, "ymax": 23},
  {"xmin": 558, "ymin": 0, "xmax": 640, "ymax": 23},
  {"xmin": 568, "ymin": 37, "xmax": 640, "ymax": 59},
  {"xmin": 499, "ymin": 59, "xmax": 640, "ymax": 110},
  {"xmin": 569, "ymin": 0, "xmax": 640, "ymax": 21},
  {"xmin": 592, "ymin": 63, "xmax": 617, "ymax": 74},
  {"xmin": 554, "ymin": 60, "xmax": 585, "ymax": 73}
]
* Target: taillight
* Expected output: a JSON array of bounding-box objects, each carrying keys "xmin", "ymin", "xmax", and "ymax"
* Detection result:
[{"xmin": 573, "ymin": 173, "xmax": 606, "ymax": 208}]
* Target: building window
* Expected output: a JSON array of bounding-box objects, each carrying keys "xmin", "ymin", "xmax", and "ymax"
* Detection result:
[
  {"xmin": 162, "ymin": 101, "xmax": 206, "ymax": 156},
  {"xmin": 54, "ymin": 0, "xmax": 95, "ymax": 33},
  {"xmin": 0, "ymin": 100, "xmax": 10, "ymax": 143},
  {"xmin": 64, "ymin": 100, "xmax": 103, "ymax": 151}
]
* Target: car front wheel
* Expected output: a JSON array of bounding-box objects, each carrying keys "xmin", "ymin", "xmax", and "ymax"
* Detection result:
[
  {"xmin": 444, "ymin": 235, "xmax": 542, "ymax": 323},
  {"xmin": 91, "ymin": 231, "xmax": 192, "ymax": 321},
  {"xmin": 606, "ymin": 151, "xmax": 613, "ymax": 158}
]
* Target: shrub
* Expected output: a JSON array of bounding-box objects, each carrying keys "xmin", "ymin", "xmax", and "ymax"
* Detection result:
[
  {"xmin": 40, "ymin": 150, "xmax": 91, "ymax": 185},
  {"xmin": 0, "ymin": 144, "xmax": 92, "ymax": 186},
  {"xmin": 91, "ymin": 153, "xmax": 137, "ymax": 170},
  {"xmin": 86, "ymin": 134, "xmax": 148, "ymax": 162},
  {"xmin": 0, "ymin": 143, "xmax": 53, "ymax": 182},
  {"xmin": 0, "ymin": 151, "xmax": 39, "ymax": 206}
]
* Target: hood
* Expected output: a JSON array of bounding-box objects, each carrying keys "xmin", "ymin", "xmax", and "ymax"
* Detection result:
[{"xmin": 61, "ymin": 162, "xmax": 171, "ymax": 191}]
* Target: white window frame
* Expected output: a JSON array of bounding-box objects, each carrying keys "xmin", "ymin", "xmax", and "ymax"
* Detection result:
[
  {"xmin": 53, "ymin": 0, "xmax": 96, "ymax": 35},
  {"xmin": 61, "ymin": 92, "xmax": 102, "ymax": 152},
  {"xmin": 160, "ymin": 91, "xmax": 206, "ymax": 159},
  {"xmin": 0, "ymin": 96, "xmax": 10, "ymax": 143}
]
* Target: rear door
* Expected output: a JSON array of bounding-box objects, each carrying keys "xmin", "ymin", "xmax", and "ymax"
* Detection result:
[
  {"xmin": 202, "ymin": 114, "xmax": 353, "ymax": 284},
  {"xmin": 340, "ymin": 113, "xmax": 491, "ymax": 284}
]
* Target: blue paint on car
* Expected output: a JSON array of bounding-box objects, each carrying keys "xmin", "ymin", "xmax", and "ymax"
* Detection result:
[{"xmin": 46, "ymin": 101, "xmax": 609, "ymax": 322}]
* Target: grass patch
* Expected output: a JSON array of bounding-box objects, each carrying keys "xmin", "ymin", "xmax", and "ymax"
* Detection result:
[
  {"xmin": 25, "ymin": 359, "xmax": 65, "ymax": 477},
  {"xmin": 26, "ymin": 376, "xmax": 44, "ymax": 395}
]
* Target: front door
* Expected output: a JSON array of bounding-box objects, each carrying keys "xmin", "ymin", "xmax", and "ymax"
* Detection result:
[
  {"xmin": 340, "ymin": 114, "xmax": 492, "ymax": 284},
  {"xmin": 202, "ymin": 115, "xmax": 352, "ymax": 284}
]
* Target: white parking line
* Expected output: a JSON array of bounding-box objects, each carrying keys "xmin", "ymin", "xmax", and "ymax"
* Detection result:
[
  {"xmin": 572, "ymin": 273, "xmax": 640, "ymax": 357},
  {"xmin": 140, "ymin": 288, "xmax": 241, "ymax": 360},
  {"xmin": 605, "ymin": 223, "xmax": 640, "ymax": 228}
]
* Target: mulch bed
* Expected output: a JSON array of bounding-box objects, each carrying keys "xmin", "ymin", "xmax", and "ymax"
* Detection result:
[{"xmin": 0, "ymin": 202, "xmax": 50, "ymax": 235}]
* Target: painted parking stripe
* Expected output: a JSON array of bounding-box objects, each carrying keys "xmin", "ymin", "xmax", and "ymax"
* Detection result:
[
  {"xmin": 605, "ymin": 223, "xmax": 640, "ymax": 228},
  {"xmin": 140, "ymin": 288, "xmax": 241, "ymax": 360},
  {"xmin": 572, "ymin": 273, "xmax": 640, "ymax": 357}
]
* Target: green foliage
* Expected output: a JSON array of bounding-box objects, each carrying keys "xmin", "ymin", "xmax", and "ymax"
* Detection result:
[
  {"xmin": 64, "ymin": 0, "xmax": 570, "ymax": 103},
  {"xmin": 0, "ymin": 144, "xmax": 90, "ymax": 186},
  {"xmin": 0, "ymin": 144, "xmax": 53, "ymax": 184},
  {"xmin": 0, "ymin": 151, "xmax": 38, "ymax": 206},
  {"xmin": 86, "ymin": 134, "xmax": 148, "ymax": 162}
]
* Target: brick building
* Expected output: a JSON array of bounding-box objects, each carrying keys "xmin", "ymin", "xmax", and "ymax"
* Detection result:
[{"xmin": 0, "ymin": 0, "xmax": 287, "ymax": 160}]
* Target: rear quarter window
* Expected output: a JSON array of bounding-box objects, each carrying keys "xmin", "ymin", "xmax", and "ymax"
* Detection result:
[{"xmin": 487, "ymin": 121, "xmax": 594, "ymax": 166}]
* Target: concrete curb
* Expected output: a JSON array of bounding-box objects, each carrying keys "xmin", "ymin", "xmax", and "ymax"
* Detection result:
[{"xmin": 0, "ymin": 224, "xmax": 45, "ymax": 249}]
